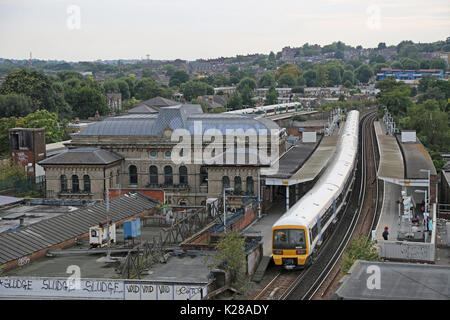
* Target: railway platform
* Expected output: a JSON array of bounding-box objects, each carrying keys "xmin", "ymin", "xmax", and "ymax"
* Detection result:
[{"xmin": 373, "ymin": 121, "xmax": 438, "ymax": 262}]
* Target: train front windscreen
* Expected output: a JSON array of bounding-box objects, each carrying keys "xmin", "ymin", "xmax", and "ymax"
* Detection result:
[{"xmin": 273, "ymin": 229, "xmax": 306, "ymax": 250}]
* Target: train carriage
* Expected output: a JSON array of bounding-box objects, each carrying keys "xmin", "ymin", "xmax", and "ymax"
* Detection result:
[{"xmin": 272, "ymin": 110, "xmax": 360, "ymax": 269}]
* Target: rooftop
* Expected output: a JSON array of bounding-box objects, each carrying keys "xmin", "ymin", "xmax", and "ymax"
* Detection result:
[
  {"xmin": 335, "ymin": 260, "xmax": 450, "ymax": 300},
  {"xmin": 39, "ymin": 148, "xmax": 124, "ymax": 165},
  {"xmin": 74, "ymin": 104, "xmax": 280, "ymax": 137},
  {"xmin": 0, "ymin": 192, "xmax": 158, "ymax": 266}
]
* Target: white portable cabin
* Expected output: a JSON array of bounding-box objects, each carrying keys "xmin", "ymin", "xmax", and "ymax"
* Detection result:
[{"xmin": 89, "ymin": 222, "xmax": 116, "ymax": 248}]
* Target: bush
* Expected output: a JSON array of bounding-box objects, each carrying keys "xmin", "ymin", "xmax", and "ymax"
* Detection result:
[{"xmin": 341, "ymin": 235, "xmax": 379, "ymax": 274}]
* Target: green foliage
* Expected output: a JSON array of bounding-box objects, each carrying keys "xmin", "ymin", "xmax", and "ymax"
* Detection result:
[
  {"xmin": 169, "ymin": 70, "xmax": 190, "ymax": 87},
  {"xmin": 264, "ymin": 86, "xmax": 278, "ymax": 105},
  {"xmin": 275, "ymin": 63, "xmax": 300, "ymax": 80},
  {"xmin": 207, "ymin": 232, "xmax": 249, "ymax": 291},
  {"xmin": 0, "ymin": 94, "xmax": 33, "ymax": 118},
  {"xmin": 354, "ymin": 64, "xmax": 373, "ymax": 84},
  {"xmin": 226, "ymin": 93, "xmax": 243, "ymax": 110},
  {"xmin": 277, "ymin": 73, "xmax": 296, "ymax": 87},
  {"xmin": 0, "ymin": 69, "xmax": 70, "ymax": 118},
  {"xmin": 70, "ymin": 86, "xmax": 108, "ymax": 119},
  {"xmin": 258, "ymin": 72, "xmax": 275, "ymax": 88},
  {"xmin": 181, "ymin": 80, "xmax": 214, "ymax": 101},
  {"xmin": 341, "ymin": 236, "xmax": 380, "ymax": 274}
]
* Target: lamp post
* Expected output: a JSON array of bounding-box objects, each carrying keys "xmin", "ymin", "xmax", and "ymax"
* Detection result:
[
  {"xmin": 223, "ymin": 187, "xmax": 233, "ymax": 233},
  {"xmin": 420, "ymin": 169, "xmax": 430, "ymax": 211}
]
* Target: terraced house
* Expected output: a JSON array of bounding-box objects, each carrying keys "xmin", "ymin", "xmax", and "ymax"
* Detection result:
[{"xmin": 39, "ymin": 104, "xmax": 286, "ymax": 206}]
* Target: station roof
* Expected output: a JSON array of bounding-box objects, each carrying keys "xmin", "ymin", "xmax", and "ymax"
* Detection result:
[
  {"xmin": 290, "ymin": 136, "xmax": 338, "ymax": 182},
  {"xmin": 0, "ymin": 193, "xmax": 158, "ymax": 266},
  {"xmin": 39, "ymin": 148, "xmax": 123, "ymax": 165},
  {"xmin": 265, "ymin": 135, "xmax": 339, "ymax": 186},
  {"xmin": 396, "ymin": 134, "xmax": 437, "ymax": 179},
  {"xmin": 75, "ymin": 104, "xmax": 279, "ymax": 137},
  {"xmin": 335, "ymin": 260, "xmax": 450, "ymax": 300},
  {"xmin": 265, "ymin": 138, "xmax": 320, "ymax": 180},
  {"xmin": 375, "ymin": 122, "xmax": 405, "ymax": 181}
]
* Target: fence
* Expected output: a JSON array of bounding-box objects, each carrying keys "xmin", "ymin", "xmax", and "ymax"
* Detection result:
[{"xmin": 0, "ymin": 176, "xmax": 45, "ymax": 195}]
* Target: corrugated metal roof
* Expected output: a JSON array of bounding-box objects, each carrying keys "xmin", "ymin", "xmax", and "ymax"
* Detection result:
[
  {"xmin": 77, "ymin": 104, "xmax": 280, "ymax": 137},
  {"xmin": 0, "ymin": 193, "xmax": 157, "ymax": 265}
]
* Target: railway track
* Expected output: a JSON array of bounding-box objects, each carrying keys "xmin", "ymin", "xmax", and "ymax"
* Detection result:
[{"xmin": 251, "ymin": 110, "xmax": 380, "ymax": 301}]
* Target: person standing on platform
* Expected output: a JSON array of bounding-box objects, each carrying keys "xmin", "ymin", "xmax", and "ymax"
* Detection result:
[
  {"xmin": 423, "ymin": 211, "xmax": 429, "ymax": 231},
  {"xmin": 382, "ymin": 226, "xmax": 389, "ymax": 240}
]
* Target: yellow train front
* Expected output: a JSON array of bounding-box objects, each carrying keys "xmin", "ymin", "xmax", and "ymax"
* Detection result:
[{"xmin": 272, "ymin": 226, "xmax": 309, "ymax": 269}]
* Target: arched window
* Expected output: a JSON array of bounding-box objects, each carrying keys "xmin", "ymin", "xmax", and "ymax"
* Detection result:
[
  {"xmin": 83, "ymin": 175, "xmax": 91, "ymax": 193},
  {"xmin": 72, "ymin": 175, "xmax": 79, "ymax": 193},
  {"xmin": 164, "ymin": 166, "xmax": 173, "ymax": 186},
  {"xmin": 222, "ymin": 176, "xmax": 230, "ymax": 190},
  {"xmin": 200, "ymin": 166, "xmax": 208, "ymax": 185},
  {"xmin": 179, "ymin": 166, "xmax": 188, "ymax": 185},
  {"xmin": 246, "ymin": 176, "xmax": 254, "ymax": 195},
  {"xmin": 149, "ymin": 166, "xmax": 158, "ymax": 185},
  {"xmin": 234, "ymin": 176, "xmax": 242, "ymax": 194},
  {"xmin": 60, "ymin": 175, "xmax": 67, "ymax": 192},
  {"xmin": 129, "ymin": 165, "xmax": 138, "ymax": 185}
]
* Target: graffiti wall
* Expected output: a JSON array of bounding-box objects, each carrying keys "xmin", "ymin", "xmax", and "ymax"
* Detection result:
[{"xmin": 0, "ymin": 277, "xmax": 208, "ymax": 300}]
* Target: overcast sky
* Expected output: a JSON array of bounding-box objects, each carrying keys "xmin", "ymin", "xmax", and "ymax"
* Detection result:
[{"xmin": 0, "ymin": 0, "xmax": 449, "ymax": 61}]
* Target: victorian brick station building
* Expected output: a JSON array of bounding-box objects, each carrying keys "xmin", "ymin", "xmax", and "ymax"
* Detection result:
[{"xmin": 39, "ymin": 104, "xmax": 286, "ymax": 206}]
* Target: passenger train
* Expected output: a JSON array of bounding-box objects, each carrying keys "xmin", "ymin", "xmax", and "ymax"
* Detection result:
[
  {"xmin": 226, "ymin": 103, "xmax": 302, "ymax": 116},
  {"xmin": 271, "ymin": 110, "xmax": 360, "ymax": 269}
]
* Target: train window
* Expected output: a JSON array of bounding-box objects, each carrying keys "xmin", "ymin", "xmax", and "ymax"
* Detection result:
[
  {"xmin": 273, "ymin": 229, "xmax": 306, "ymax": 249},
  {"xmin": 311, "ymin": 224, "xmax": 318, "ymax": 241}
]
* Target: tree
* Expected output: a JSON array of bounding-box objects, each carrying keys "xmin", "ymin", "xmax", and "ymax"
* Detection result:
[
  {"xmin": 430, "ymin": 58, "xmax": 447, "ymax": 70},
  {"xmin": 134, "ymin": 78, "xmax": 164, "ymax": 100},
  {"xmin": 181, "ymin": 80, "xmax": 213, "ymax": 101},
  {"xmin": 354, "ymin": 64, "xmax": 373, "ymax": 84},
  {"xmin": 377, "ymin": 42, "xmax": 387, "ymax": 50},
  {"xmin": 236, "ymin": 77, "xmax": 257, "ymax": 92},
  {"xmin": 169, "ymin": 70, "xmax": 189, "ymax": 87},
  {"xmin": 240, "ymin": 86, "xmax": 254, "ymax": 107},
  {"xmin": 0, "ymin": 94, "xmax": 33, "ymax": 118},
  {"xmin": 296, "ymin": 76, "xmax": 306, "ymax": 86},
  {"xmin": 268, "ymin": 51, "xmax": 277, "ymax": 69},
  {"xmin": 17, "ymin": 110, "xmax": 66, "ymax": 143},
  {"xmin": 341, "ymin": 236, "xmax": 379, "ymax": 274},
  {"xmin": 206, "ymin": 231, "xmax": 249, "ymax": 291},
  {"xmin": 327, "ymin": 66, "xmax": 342, "ymax": 86},
  {"xmin": 275, "ymin": 63, "xmax": 300, "ymax": 80},
  {"xmin": 103, "ymin": 79, "xmax": 120, "ymax": 93},
  {"xmin": 226, "ymin": 93, "xmax": 243, "ymax": 110},
  {"xmin": 400, "ymin": 58, "xmax": 419, "ymax": 70},
  {"xmin": 71, "ymin": 86, "xmax": 108, "ymax": 119},
  {"xmin": 116, "ymin": 80, "xmax": 131, "ymax": 100},
  {"xmin": 303, "ymin": 70, "xmax": 317, "ymax": 87},
  {"xmin": 258, "ymin": 72, "xmax": 275, "ymax": 88},
  {"xmin": 0, "ymin": 69, "xmax": 69, "ymax": 117},
  {"xmin": 314, "ymin": 64, "xmax": 328, "ymax": 87},
  {"xmin": 277, "ymin": 73, "xmax": 296, "ymax": 87},
  {"xmin": 342, "ymin": 70, "xmax": 354, "ymax": 85},
  {"xmin": 264, "ymin": 86, "xmax": 278, "ymax": 105}
]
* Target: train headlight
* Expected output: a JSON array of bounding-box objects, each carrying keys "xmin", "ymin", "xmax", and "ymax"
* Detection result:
[
  {"xmin": 296, "ymin": 249, "xmax": 307, "ymax": 255},
  {"xmin": 273, "ymin": 250, "xmax": 283, "ymax": 255}
]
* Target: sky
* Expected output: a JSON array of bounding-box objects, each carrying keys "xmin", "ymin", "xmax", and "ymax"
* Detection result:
[{"xmin": 0, "ymin": 0, "xmax": 449, "ymax": 61}]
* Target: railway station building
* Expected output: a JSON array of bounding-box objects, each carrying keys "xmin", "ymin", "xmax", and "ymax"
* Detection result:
[{"xmin": 39, "ymin": 104, "xmax": 287, "ymax": 209}]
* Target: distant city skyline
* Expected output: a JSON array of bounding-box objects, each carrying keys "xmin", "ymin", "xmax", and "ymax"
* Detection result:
[{"xmin": 0, "ymin": 0, "xmax": 449, "ymax": 62}]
